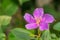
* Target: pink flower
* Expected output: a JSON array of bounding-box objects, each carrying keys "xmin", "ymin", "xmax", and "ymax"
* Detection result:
[{"xmin": 24, "ymin": 8, "xmax": 55, "ymax": 31}]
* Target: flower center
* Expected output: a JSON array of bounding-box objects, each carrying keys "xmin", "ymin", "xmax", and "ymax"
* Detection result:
[
  {"xmin": 35, "ymin": 17, "xmax": 41, "ymax": 26},
  {"xmin": 36, "ymin": 18, "xmax": 40, "ymax": 25}
]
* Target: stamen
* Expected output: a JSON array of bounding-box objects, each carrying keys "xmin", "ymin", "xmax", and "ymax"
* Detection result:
[{"xmin": 35, "ymin": 17, "xmax": 41, "ymax": 25}]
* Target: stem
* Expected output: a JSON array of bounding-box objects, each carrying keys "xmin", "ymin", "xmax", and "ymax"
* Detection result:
[
  {"xmin": 37, "ymin": 29, "xmax": 41, "ymax": 40},
  {"xmin": 35, "ymin": 28, "xmax": 41, "ymax": 40}
]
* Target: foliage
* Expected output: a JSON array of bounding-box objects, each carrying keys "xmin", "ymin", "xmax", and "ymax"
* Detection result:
[{"xmin": 53, "ymin": 22, "xmax": 60, "ymax": 31}]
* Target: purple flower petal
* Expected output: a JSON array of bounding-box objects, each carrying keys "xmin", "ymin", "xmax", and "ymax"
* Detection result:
[
  {"xmin": 24, "ymin": 13, "xmax": 35, "ymax": 23},
  {"xmin": 33, "ymin": 8, "xmax": 44, "ymax": 18},
  {"xmin": 43, "ymin": 14, "xmax": 55, "ymax": 23},
  {"xmin": 39, "ymin": 23, "xmax": 49, "ymax": 31},
  {"xmin": 25, "ymin": 23, "xmax": 38, "ymax": 30}
]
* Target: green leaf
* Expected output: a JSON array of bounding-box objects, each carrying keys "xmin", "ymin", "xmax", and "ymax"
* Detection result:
[
  {"xmin": 0, "ymin": 16, "xmax": 11, "ymax": 25},
  {"xmin": 58, "ymin": 38, "xmax": 60, "ymax": 40},
  {"xmin": 53, "ymin": 22, "xmax": 60, "ymax": 31},
  {"xmin": 41, "ymin": 30, "xmax": 51, "ymax": 40},
  {"xmin": 51, "ymin": 33, "xmax": 57, "ymax": 39},
  {"xmin": 0, "ymin": 25, "xmax": 6, "ymax": 40},
  {"xmin": 8, "ymin": 28, "xmax": 33, "ymax": 40},
  {"xmin": 19, "ymin": 0, "xmax": 30, "ymax": 5},
  {"xmin": 0, "ymin": 33, "xmax": 6, "ymax": 40},
  {"xmin": 51, "ymin": 38, "xmax": 60, "ymax": 40},
  {"xmin": 1, "ymin": 0, "xmax": 18, "ymax": 16}
]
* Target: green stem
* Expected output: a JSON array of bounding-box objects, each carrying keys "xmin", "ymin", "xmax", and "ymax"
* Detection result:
[
  {"xmin": 35, "ymin": 28, "xmax": 41, "ymax": 40},
  {"xmin": 37, "ymin": 29, "xmax": 41, "ymax": 40}
]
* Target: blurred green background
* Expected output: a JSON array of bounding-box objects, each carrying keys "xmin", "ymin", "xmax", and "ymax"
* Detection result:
[{"xmin": 0, "ymin": 0, "xmax": 60, "ymax": 40}]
